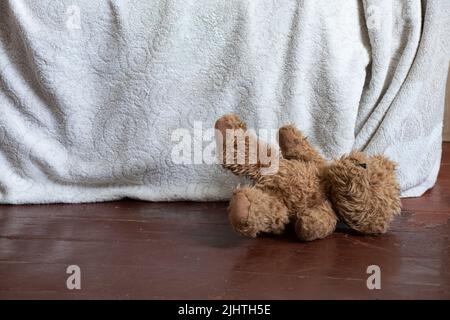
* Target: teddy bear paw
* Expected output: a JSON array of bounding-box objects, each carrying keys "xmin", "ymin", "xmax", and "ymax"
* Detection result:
[
  {"xmin": 215, "ymin": 114, "xmax": 247, "ymax": 137},
  {"xmin": 228, "ymin": 191, "xmax": 255, "ymax": 237}
]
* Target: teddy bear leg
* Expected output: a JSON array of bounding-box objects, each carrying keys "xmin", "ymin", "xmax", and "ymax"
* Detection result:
[
  {"xmin": 215, "ymin": 114, "xmax": 277, "ymax": 180},
  {"xmin": 295, "ymin": 200, "xmax": 337, "ymax": 241},
  {"xmin": 228, "ymin": 187, "xmax": 290, "ymax": 237},
  {"xmin": 278, "ymin": 125, "xmax": 324, "ymax": 164},
  {"xmin": 337, "ymin": 210, "xmax": 395, "ymax": 235}
]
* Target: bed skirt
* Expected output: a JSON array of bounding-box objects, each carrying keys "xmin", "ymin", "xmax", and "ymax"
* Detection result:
[{"xmin": 0, "ymin": 0, "xmax": 449, "ymax": 204}]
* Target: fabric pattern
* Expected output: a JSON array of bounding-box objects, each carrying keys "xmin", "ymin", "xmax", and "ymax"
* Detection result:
[{"xmin": 0, "ymin": 0, "xmax": 449, "ymax": 204}]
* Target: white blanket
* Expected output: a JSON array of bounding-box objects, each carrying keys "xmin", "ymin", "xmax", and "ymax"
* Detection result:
[{"xmin": 0, "ymin": 0, "xmax": 449, "ymax": 204}]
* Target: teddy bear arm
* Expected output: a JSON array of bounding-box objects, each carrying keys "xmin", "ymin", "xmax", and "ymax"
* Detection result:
[
  {"xmin": 215, "ymin": 114, "xmax": 278, "ymax": 180},
  {"xmin": 294, "ymin": 200, "xmax": 337, "ymax": 241},
  {"xmin": 278, "ymin": 125, "xmax": 325, "ymax": 164}
]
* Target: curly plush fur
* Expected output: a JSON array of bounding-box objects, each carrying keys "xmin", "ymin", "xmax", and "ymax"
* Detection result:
[{"xmin": 215, "ymin": 114, "xmax": 401, "ymax": 241}]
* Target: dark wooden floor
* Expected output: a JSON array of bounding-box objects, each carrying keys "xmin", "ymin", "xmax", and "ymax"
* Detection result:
[{"xmin": 1, "ymin": 144, "xmax": 449, "ymax": 299}]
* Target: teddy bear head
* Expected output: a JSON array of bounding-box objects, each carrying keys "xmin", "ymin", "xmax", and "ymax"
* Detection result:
[{"xmin": 325, "ymin": 151, "xmax": 401, "ymax": 234}]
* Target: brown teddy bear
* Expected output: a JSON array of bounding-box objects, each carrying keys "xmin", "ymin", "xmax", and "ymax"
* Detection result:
[{"xmin": 215, "ymin": 114, "xmax": 401, "ymax": 241}]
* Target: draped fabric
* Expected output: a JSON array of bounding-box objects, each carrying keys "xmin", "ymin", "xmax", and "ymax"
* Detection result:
[{"xmin": 0, "ymin": 0, "xmax": 448, "ymax": 204}]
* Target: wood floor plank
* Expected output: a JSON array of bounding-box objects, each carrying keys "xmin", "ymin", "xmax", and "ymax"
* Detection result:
[
  {"xmin": 1, "ymin": 260, "xmax": 447, "ymax": 299},
  {"xmin": 402, "ymin": 184, "xmax": 450, "ymax": 212},
  {"xmin": 442, "ymin": 142, "xmax": 450, "ymax": 164}
]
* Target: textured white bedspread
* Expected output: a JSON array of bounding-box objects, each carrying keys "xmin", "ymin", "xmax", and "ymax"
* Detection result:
[{"xmin": 0, "ymin": 0, "xmax": 449, "ymax": 204}]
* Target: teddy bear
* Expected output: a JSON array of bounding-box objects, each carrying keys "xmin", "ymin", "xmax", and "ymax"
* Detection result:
[{"xmin": 215, "ymin": 114, "xmax": 401, "ymax": 241}]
